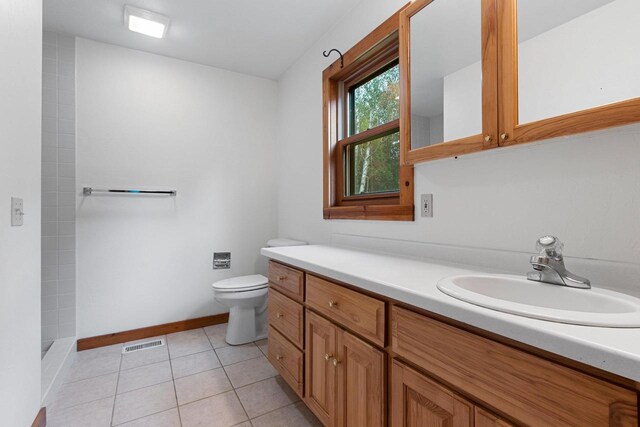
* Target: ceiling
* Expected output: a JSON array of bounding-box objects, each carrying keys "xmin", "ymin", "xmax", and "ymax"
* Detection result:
[
  {"xmin": 410, "ymin": 0, "xmax": 615, "ymax": 118},
  {"xmin": 44, "ymin": 0, "xmax": 361, "ymax": 80}
]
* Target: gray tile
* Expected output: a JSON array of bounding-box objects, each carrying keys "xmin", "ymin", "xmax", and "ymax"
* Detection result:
[
  {"xmin": 43, "ymin": 265, "xmax": 58, "ymax": 281},
  {"xmin": 43, "ymin": 31, "xmax": 57, "ymax": 45},
  {"xmin": 42, "ymin": 146, "xmax": 57, "ymax": 162},
  {"xmin": 42, "ymin": 221, "xmax": 58, "ymax": 236},
  {"xmin": 66, "ymin": 345, "xmax": 121, "ymax": 382},
  {"xmin": 59, "ymin": 264, "xmax": 76, "ymax": 280},
  {"xmin": 112, "ymin": 381, "xmax": 176, "ymax": 425},
  {"xmin": 58, "ymin": 34, "xmax": 75, "ymax": 48},
  {"xmin": 58, "ymin": 61, "xmax": 75, "ymax": 76},
  {"xmin": 167, "ymin": 329, "xmax": 212, "ymax": 358},
  {"xmin": 59, "ymin": 322, "xmax": 76, "ymax": 337},
  {"xmin": 42, "ymin": 309, "xmax": 58, "ymax": 326},
  {"xmin": 47, "ymin": 396, "xmax": 114, "ymax": 427},
  {"xmin": 43, "ymin": 86, "xmax": 57, "ymax": 105},
  {"xmin": 42, "ymin": 324, "xmax": 58, "ymax": 341},
  {"xmin": 43, "ymin": 72, "xmax": 57, "ymax": 89},
  {"xmin": 179, "ymin": 390, "xmax": 247, "ymax": 427},
  {"xmin": 42, "ymin": 281, "xmax": 58, "ymax": 296},
  {"xmin": 59, "ymin": 307, "xmax": 75, "ymax": 324},
  {"xmin": 59, "ymin": 279, "xmax": 76, "ymax": 293},
  {"xmin": 42, "ymin": 131, "xmax": 57, "ymax": 147},
  {"xmin": 171, "ymin": 350, "xmax": 221, "ymax": 379},
  {"xmin": 58, "ymin": 103, "xmax": 75, "ymax": 120},
  {"xmin": 42, "ymin": 250, "xmax": 58, "ymax": 266},
  {"xmin": 58, "ymin": 192, "xmax": 75, "ymax": 207},
  {"xmin": 223, "ymin": 356, "xmax": 277, "ymax": 388},
  {"xmin": 59, "ymin": 118, "xmax": 75, "ymax": 135},
  {"xmin": 58, "ymin": 206, "xmax": 76, "ymax": 221},
  {"xmin": 58, "ymin": 89, "xmax": 75, "ymax": 106},
  {"xmin": 250, "ymin": 402, "xmax": 322, "ymax": 427},
  {"xmin": 58, "ymin": 221, "xmax": 76, "ymax": 235},
  {"xmin": 236, "ymin": 376, "xmax": 299, "ymax": 418},
  {"xmin": 58, "ymin": 163, "xmax": 75, "ymax": 178},
  {"xmin": 59, "ymin": 73, "xmax": 75, "ymax": 91},
  {"xmin": 58, "ymin": 177, "xmax": 75, "ymax": 192},
  {"xmin": 58, "ymin": 292, "xmax": 75, "ymax": 309},
  {"xmin": 43, "ymin": 177, "xmax": 58, "ymax": 192},
  {"xmin": 43, "ymin": 58, "xmax": 57, "ymax": 74},
  {"xmin": 174, "ymin": 367, "xmax": 232, "ymax": 405},
  {"xmin": 43, "ymin": 191, "xmax": 58, "ymax": 207},
  {"xmin": 42, "ymin": 206, "xmax": 57, "ymax": 222},
  {"xmin": 203, "ymin": 323, "xmax": 229, "ymax": 349},
  {"xmin": 43, "ymin": 162, "xmax": 57, "ymax": 178},
  {"xmin": 43, "ymin": 115, "xmax": 57, "ymax": 133},
  {"xmin": 117, "ymin": 408, "xmax": 180, "ymax": 427},
  {"xmin": 58, "ymin": 250, "xmax": 75, "ymax": 265},
  {"xmin": 58, "ymin": 147, "xmax": 75, "ymax": 163},
  {"xmin": 59, "ymin": 46, "xmax": 75, "ymax": 63},
  {"xmin": 121, "ymin": 343, "xmax": 169, "ymax": 371},
  {"xmin": 59, "ymin": 134, "xmax": 75, "ymax": 148},
  {"xmin": 43, "ymin": 43, "xmax": 57, "ymax": 60},
  {"xmin": 215, "ymin": 343, "xmax": 262, "ymax": 366},
  {"xmin": 117, "ymin": 360, "xmax": 172, "ymax": 394},
  {"xmin": 51, "ymin": 372, "xmax": 117, "ymax": 410},
  {"xmin": 42, "ymin": 295, "xmax": 58, "ymax": 311},
  {"xmin": 42, "ymin": 236, "xmax": 58, "ymax": 251}
]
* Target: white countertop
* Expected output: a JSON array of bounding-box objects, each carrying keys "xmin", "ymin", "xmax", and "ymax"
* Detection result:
[{"xmin": 261, "ymin": 244, "xmax": 640, "ymax": 382}]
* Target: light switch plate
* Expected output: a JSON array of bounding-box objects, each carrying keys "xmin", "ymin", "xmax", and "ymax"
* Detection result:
[
  {"xmin": 420, "ymin": 194, "xmax": 433, "ymax": 218},
  {"xmin": 11, "ymin": 197, "xmax": 24, "ymax": 226}
]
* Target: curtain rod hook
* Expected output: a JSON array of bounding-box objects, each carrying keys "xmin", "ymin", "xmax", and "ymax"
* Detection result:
[{"xmin": 323, "ymin": 48, "xmax": 344, "ymax": 68}]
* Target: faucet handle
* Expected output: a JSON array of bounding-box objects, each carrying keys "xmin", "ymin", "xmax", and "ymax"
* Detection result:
[{"xmin": 536, "ymin": 235, "xmax": 564, "ymax": 259}]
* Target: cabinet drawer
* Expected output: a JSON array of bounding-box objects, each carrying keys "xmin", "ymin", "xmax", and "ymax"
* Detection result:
[
  {"xmin": 268, "ymin": 261, "xmax": 304, "ymax": 302},
  {"xmin": 268, "ymin": 288, "xmax": 304, "ymax": 349},
  {"xmin": 391, "ymin": 306, "xmax": 638, "ymax": 426},
  {"xmin": 268, "ymin": 326, "xmax": 303, "ymax": 398},
  {"xmin": 307, "ymin": 275, "xmax": 385, "ymax": 347}
]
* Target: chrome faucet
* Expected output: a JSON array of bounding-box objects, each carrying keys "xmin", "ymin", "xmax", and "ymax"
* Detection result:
[{"xmin": 526, "ymin": 236, "xmax": 591, "ymax": 289}]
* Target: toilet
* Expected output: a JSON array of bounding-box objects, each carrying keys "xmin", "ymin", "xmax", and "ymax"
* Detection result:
[{"xmin": 212, "ymin": 238, "xmax": 307, "ymax": 345}]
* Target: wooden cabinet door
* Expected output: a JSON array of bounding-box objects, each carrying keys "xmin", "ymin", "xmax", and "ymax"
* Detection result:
[
  {"xmin": 391, "ymin": 360, "xmax": 472, "ymax": 427},
  {"xmin": 474, "ymin": 407, "xmax": 514, "ymax": 427},
  {"xmin": 336, "ymin": 330, "xmax": 385, "ymax": 427},
  {"xmin": 305, "ymin": 310, "xmax": 338, "ymax": 426}
]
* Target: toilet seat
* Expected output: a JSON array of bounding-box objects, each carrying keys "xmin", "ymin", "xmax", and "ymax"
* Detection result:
[{"xmin": 212, "ymin": 274, "xmax": 268, "ymax": 293}]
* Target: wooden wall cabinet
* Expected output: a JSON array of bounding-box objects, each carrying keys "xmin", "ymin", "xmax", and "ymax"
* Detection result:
[{"xmin": 401, "ymin": 0, "xmax": 640, "ymax": 164}]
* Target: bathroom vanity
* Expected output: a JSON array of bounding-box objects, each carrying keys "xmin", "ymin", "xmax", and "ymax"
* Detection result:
[{"xmin": 263, "ymin": 245, "xmax": 640, "ymax": 427}]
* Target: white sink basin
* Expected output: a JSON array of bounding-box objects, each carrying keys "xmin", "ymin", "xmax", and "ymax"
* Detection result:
[{"xmin": 437, "ymin": 274, "xmax": 640, "ymax": 327}]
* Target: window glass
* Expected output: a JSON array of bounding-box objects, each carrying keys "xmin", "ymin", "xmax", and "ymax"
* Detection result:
[
  {"xmin": 349, "ymin": 63, "xmax": 400, "ymax": 136},
  {"xmin": 345, "ymin": 131, "xmax": 400, "ymax": 196}
]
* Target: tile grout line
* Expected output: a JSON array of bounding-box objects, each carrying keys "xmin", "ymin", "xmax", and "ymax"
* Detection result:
[
  {"xmin": 219, "ymin": 355, "xmax": 252, "ymax": 425},
  {"xmin": 110, "ymin": 352, "xmax": 123, "ymax": 427},
  {"xmin": 166, "ymin": 343, "xmax": 184, "ymax": 427}
]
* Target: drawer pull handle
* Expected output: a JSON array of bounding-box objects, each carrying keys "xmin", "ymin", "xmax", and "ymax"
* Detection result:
[
  {"xmin": 276, "ymin": 355, "xmax": 284, "ymax": 361},
  {"xmin": 276, "ymin": 275, "xmax": 286, "ymax": 281},
  {"xmin": 332, "ymin": 357, "xmax": 341, "ymax": 367},
  {"xmin": 328, "ymin": 301, "xmax": 338, "ymax": 308},
  {"xmin": 276, "ymin": 312, "xmax": 284, "ymax": 319},
  {"xmin": 324, "ymin": 353, "xmax": 333, "ymax": 361}
]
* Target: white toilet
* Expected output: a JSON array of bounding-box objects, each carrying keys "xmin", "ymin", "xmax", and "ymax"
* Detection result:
[{"xmin": 212, "ymin": 238, "xmax": 306, "ymax": 345}]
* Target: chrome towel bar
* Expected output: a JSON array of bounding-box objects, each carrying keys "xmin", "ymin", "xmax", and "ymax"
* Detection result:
[{"xmin": 83, "ymin": 187, "xmax": 177, "ymax": 196}]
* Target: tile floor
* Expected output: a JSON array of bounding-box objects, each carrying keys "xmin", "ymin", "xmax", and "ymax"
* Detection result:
[{"xmin": 47, "ymin": 324, "xmax": 322, "ymax": 427}]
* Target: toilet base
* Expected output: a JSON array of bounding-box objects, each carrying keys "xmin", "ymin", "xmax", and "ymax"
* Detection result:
[{"xmin": 214, "ymin": 287, "xmax": 268, "ymax": 346}]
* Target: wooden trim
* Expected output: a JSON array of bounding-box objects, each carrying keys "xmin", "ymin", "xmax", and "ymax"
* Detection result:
[
  {"xmin": 400, "ymin": 0, "xmax": 499, "ymax": 165},
  {"xmin": 323, "ymin": 6, "xmax": 414, "ymax": 222},
  {"xmin": 77, "ymin": 313, "xmax": 229, "ymax": 351},
  {"xmin": 31, "ymin": 407, "xmax": 46, "ymax": 427}
]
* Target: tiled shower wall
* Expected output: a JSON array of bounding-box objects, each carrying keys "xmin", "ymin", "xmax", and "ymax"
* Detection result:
[{"xmin": 41, "ymin": 31, "xmax": 76, "ymax": 353}]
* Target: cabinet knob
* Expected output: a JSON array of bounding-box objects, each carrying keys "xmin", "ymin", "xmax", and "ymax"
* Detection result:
[
  {"xmin": 276, "ymin": 275, "xmax": 286, "ymax": 281},
  {"xmin": 332, "ymin": 358, "xmax": 341, "ymax": 367},
  {"xmin": 328, "ymin": 301, "xmax": 338, "ymax": 308},
  {"xmin": 324, "ymin": 353, "xmax": 333, "ymax": 361},
  {"xmin": 276, "ymin": 355, "xmax": 283, "ymax": 361},
  {"xmin": 500, "ymin": 133, "xmax": 509, "ymax": 142},
  {"xmin": 276, "ymin": 312, "xmax": 283, "ymax": 319},
  {"xmin": 484, "ymin": 135, "xmax": 493, "ymax": 143}
]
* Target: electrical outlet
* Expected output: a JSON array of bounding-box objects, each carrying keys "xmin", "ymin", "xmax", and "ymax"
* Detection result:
[
  {"xmin": 11, "ymin": 197, "xmax": 24, "ymax": 226},
  {"xmin": 213, "ymin": 252, "xmax": 231, "ymax": 269},
  {"xmin": 420, "ymin": 194, "xmax": 433, "ymax": 218}
]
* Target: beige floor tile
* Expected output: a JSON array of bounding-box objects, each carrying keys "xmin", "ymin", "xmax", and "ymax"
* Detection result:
[
  {"xmin": 112, "ymin": 381, "xmax": 177, "ymax": 425},
  {"xmin": 174, "ymin": 367, "xmax": 233, "ymax": 405},
  {"xmin": 116, "ymin": 408, "xmax": 180, "ymax": 427},
  {"xmin": 203, "ymin": 323, "xmax": 229, "ymax": 349},
  {"xmin": 121, "ymin": 345, "xmax": 169, "ymax": 371},
  {"xmin": 167, "ymin": 329, "xmax": 212, "ymax": 358},
  {"xmin": 171, "ymin": 350, "xmax": 221, "ymax": 379},
  {"xmin": 232, "ymin": 422, "xmax": 252, "ymax": 427},
  {"xmin": 254, "ymin": 338, "xmax": 268, "ymax": 356},
  {"xmin": 48, "ymin": 396, "xmax": 114, "ymax": 427},
  {"xmin": 224, "ymin": 355, "xmax": 277, "ymax": 388},
  {"xmin": 236, "ymin": 376, "xmax": 299, "ymax": 418},
  {"xmin": 117, "ymin": 360, "xmax": 173, "ymax": 394},
  {"xmin": 250, "ymin": 402, "xmax": 322, "ymax": 427},
  {"xmin": 65, "ymin": 346, "xmax": 122, "ymax": 382},
  {"xmin": 51, "ymin": 372, "xmax": 118, "ymax": 411},
  {"xmin": 215, "ymin": 343, "xmax": 262, "ymax": 366},
  {"xmin": 179, "ymin": 390, "xmax": 248, "ymax": 427}
]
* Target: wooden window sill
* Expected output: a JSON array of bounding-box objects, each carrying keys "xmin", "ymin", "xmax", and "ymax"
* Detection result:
[{"xmin": 323, "ymin": 204, "xmax": 414, "ymax": 221}]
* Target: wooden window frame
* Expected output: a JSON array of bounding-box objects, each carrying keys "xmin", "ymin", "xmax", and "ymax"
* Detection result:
[{"xmin": 323, "ymin": 9, "xmax": 414, "ymax": 221}]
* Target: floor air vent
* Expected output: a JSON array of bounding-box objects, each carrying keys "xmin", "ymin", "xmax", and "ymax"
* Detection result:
[{"xmin": 122, "ymin": 339, "xmax": 165, "ymax": 354}]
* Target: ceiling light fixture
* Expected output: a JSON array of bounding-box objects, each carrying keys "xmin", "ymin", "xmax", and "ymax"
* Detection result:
[{"xmin": 124, "ymin": 5, "xmax": 170, "ymax": 39}]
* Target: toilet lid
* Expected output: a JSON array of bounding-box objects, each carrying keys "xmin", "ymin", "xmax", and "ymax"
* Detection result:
[{"xmin": 212, "ymin": 274, "xmax": 268, "ymax": 293}]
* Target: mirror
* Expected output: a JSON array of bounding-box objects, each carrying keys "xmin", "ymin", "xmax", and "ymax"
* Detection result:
[
  {"xmin": 517, "ymin": 0, "xmax": 640, "ymax": 124},
  {"xmin": 409, "ymin": 0, "xmax": 482, "ymax": 149}
]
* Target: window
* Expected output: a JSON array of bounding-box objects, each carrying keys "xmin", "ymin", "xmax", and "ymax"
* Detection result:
[{"xmin": 322, "ymin": 11, "xmax": 413, "ymax": 221}]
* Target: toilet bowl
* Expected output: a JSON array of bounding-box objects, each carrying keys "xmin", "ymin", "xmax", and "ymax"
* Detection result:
[{"xmin": 212, "ymin": 238, "xmax": 307, "ymax": 345}]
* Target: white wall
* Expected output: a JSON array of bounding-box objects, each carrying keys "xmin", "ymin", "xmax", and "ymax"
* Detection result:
[
  {"xmin": 76, "ymin": 39, "xmax": 278, "ymax": 338},
  {"xmin": 0, "ymin": 0, "xmax": 43, "ymax": 424},
  {"xmin": 275, "ymin": 0, "xmax": 640, "ymax": 295}
]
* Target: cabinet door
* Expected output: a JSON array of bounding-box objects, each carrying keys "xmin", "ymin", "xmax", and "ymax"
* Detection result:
[
  {"xmin": 400, "ymin": 0, "xmax": 499, "ymax": 164},
  {"xmin": 336, "ymin": 330, "xmax": 385, "ymax": 427},
  {"xmin": 498, "ymin": 0, "xmax": 640, "ymax": 146},
  {"xmin": 305, "ymin": 310, "xmax": 337, "ymax": 426},
  {"xmin": 474, "ymin": 407, "xmax": 514, "ymax": 427},
  {"xmin": 391, "ymin": 360, "xmax": 472, "ymax": 427}
]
